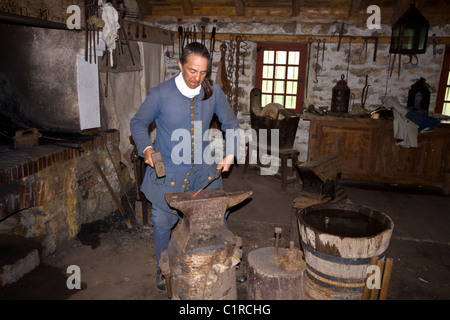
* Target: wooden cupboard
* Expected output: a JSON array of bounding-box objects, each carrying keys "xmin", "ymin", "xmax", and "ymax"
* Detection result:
[{"xmin": 303, "ymin": 114, "xmax": 450, "ymax": 194}]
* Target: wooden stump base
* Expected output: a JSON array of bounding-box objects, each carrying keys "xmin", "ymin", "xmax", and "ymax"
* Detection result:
[{"xmin": 247, "ymin": 247, "xmax": 305, "ymax": 300}]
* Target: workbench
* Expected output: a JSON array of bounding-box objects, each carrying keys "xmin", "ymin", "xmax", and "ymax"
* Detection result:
[{"xmin": 303, "ymin": 114, "xmax": 450, "ymax": 194}]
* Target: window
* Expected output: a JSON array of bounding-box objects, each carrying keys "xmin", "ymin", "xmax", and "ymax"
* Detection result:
[
  {"xmin": 436, "ymin": 46, "xmax": 450, "ymax": 116},
  {"xmin": 255, "ymin": 43, "xmax": 307, "ymax": 113}
]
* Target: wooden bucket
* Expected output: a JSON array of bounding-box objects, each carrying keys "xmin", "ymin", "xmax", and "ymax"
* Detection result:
[{"xmin": 297, "ymin": 201, "xmax": 394, "ymax": 300}]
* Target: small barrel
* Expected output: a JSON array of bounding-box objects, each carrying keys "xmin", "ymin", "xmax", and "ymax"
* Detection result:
[{"xmin": 298, "ymin": 201, "xmax": 394, "ymax": 300}]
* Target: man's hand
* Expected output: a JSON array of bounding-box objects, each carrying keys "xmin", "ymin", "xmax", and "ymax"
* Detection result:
[
  {"xmin": 144, "ymin": 147, "xmax": 155, "ymax": 167},
  {"xmin": 217, "ymin": 154, "xmax": 235, "ymax": 172}
]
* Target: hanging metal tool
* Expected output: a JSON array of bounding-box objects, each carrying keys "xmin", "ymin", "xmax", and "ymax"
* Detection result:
[
  {"xmin": 389, "ymin": 53, "xmax": 403, "ymax": 78},
  {"xmin": 201, "ymin": 25, "xmax": 206, "ymax": 46},
  {"xmin": 84, "ymin": 0, "xmax": 89, "ymax": 62},
  {"xmin": 84, "ymin": 0, "xmax": 99, "ymax": 64},
  {"xmin": 346, "ymin": 37, "xmax": 355, "ymax": 81},
  {"xmin": 178, "ymin": 26, "xmax": 183, "ymax": 58},
  {"xmin": 429, "ymin": 33, "xmax": 437, "ymax": 59},
  {"xmin": 337, "ymin": 23, "xmax": 345, "ymax": 51},
  {"xmin": 305, "ymin": 38, "xmax": 313, "ymax": 98},
  {"xmin": 313, "ymin": 39, "xmax": 321, "ymax": 83},
  {"xmin": 234, "ymin": 36, "xmax": 242, "ymax": 113},
  {"xmin": 322, "ymin": 39, "xmax": 325, "ymax": 65},
  {"xmin": 361, "ymin": 75, "xmax": 370, "ymax": 108},
  {"xmin": 225, "ymin": 37, "xmax": 236, "ymax": 104},
  {"xmin": 372, "ymin": 37, "xmax": 378, "ymax": 62},
  {"xmin": 404, "ymin": 54, "xmax": 418, "ymax": 66},
  {"xmin": 361, "ymin": 37, "xmax": 368, "ymax": 62},
  {"xmin": 219, "ymin": 42, "xmax": 232, "ymax": 97},
  {"xmin": 118, "ymin": 16, "xmax": 135, "ymax": 66},
  {"xmin": 210, "ymin": 27, "xmax": 216, "ymax": 61}
]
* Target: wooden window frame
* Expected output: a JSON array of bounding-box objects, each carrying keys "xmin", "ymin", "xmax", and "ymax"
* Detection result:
[
  {"xmin": 435, "ymin": 45, "xmax": 450, "ymax": 115},
  {"xmin": 255, "ymin": 43, "xmax": 307, "ymax": 114}
]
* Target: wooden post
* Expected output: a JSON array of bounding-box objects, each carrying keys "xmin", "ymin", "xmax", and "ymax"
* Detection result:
[{"xmin": 379, "ymin": 258, "xmax": 394, "ymax": 300}]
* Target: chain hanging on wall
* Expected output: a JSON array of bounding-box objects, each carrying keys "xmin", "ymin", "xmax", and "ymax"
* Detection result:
[{"xmin": 225, "ymin": 35, "xmax": 247, "ymax": 114}]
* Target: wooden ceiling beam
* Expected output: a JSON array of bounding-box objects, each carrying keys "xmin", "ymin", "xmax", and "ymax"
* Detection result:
[
  {"xmin": 180, "ymin": 0, "xmax": 193, "ymax": 16},
  {"xmin": 235, "ymin": 0, "xmax": 245, "ymax": 16},
  {"xmin": 390, "ymin": 0, "xmax": 411, "ymax": 24},
  {"xmin": 136, "ymin": 0, "xmax": 152, "ymax": 16},
  {"xmin": 414, "ymin": 0, "xmax": 427, "ymax": 10},
  {"xmin": 206, "ymin": 32, "xmax": 450, "ymax": 45},
  {"xmin": 349, "ymin": 0, "xmax": 362, "ymax": 17},
  {"xmin": 291, "ymin": 0, "xmax": 299, "ymax": 17}
]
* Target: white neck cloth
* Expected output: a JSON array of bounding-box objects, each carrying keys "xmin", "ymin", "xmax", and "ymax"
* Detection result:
[{"xmin": 175, "ymin": 72, "xmax": 201, "ymax": 98}]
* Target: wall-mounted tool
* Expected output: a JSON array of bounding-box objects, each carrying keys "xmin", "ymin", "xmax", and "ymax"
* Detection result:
[
  {"xmin": 360, "ymin": 36, "xmax": 379, "ymax": 62},
  {"xmin": 313, "ymin": 39, "xmax": 321, "ymax": 83},
  {"xmin": 210, "ymin": 27, "xmax": 216, "ymax": 61},
  {"xmin": 337, "ymin": 23, "xmax": 346, "ymax": 51},
  {"xmin": 305, "ymin": 38, "xmax": 313, "ymax": 97},
  {"xmin": 201, "ymin": 25, "xmax": 206, "ymax": 46},
  {"xmin": 178, "ymin": 26, "xmax": 183, "ymax": 58},
  {"xmin": 429, "ymin": 33, "xmax": 437, "ymax": 59},
  {"xmin": 361, "ymin": 75, "xmax": 370, "ymax": 108},
  {"xmin": 322, "ymin": 39, "xmax": 326, "ymax": 64},
  {"xmin": 346, "ymin": 37, "xmax": 356, "ymax": 81}
]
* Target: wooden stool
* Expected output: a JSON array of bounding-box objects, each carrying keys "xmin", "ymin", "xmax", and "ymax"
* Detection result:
[{"xmin": 244, "ymin": 142, "xmax": 300, "ymax": 191}]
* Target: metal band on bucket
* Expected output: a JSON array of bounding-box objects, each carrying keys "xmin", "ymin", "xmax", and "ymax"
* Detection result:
[{"xmin": 301, "ymin": 240, "xmax": 387, "ymax": 265}]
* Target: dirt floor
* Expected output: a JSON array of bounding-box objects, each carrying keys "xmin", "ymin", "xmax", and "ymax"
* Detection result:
[
  {"xmin": 0, "ymin": 164, "xmax": 449, "ymax": 304},
  {"xmin": 0, "ymin": 212, "xmax": 289, "ymax": 301}
]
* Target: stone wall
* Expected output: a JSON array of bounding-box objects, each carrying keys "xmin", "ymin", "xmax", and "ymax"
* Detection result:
[{"xmin": 151, "ymin": 21, "xmax": 449, "ymax": 162}]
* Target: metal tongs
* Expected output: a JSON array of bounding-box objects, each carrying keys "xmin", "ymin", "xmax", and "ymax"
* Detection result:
[{"xmin": 192, "ymin": 167, "xmax": 223, "ymax": 197}]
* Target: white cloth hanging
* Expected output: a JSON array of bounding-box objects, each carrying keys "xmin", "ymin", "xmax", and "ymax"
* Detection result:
[
  {"xmin": 383, "ymin": 96, "xmax": 419, "ymax": 148},
  {"xmin": 100, "ymin": 1, "xmax": 120, "ymax": 65}
]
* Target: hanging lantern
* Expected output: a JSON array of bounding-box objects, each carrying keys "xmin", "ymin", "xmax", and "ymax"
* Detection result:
[
  {"xmin": 331, "ymin": 74, "xmax": 350, "ymax": 114},
  {"xmin": 407, "ymin": 77, "xmax": 431, "ymax": 112},
  {"xmin": 389, "ymin": 4, "xmax": 430, "ymax": 55}
]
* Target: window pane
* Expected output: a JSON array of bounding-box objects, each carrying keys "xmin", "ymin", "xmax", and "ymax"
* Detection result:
[
  {"xmin": 262, "ymin": 80, "xmax": 273, "ymax": 93},
  {"xmin": 286, "ymin": 81, "xmax": 298, "ymax": 95},
  {"xmin": 273, "ymin": 95, "xmax": 284, "ymax": 105},
  {"xmin": 274, "ymin": 81, "xmax": 285, "ymax": 94},
  {"xmin": 287, "ymin": 66, "xmax": 298, "ymax": 80},
  {"xmin": 275, "ymin": 66, "xmax": 286, "ymax": 79},
  {"xmin": 276, "ymin": 51, "xmax": 287, "ymax": 64},
  {"xmin": 445, "ymin": 87, "xmax": 450, "ymax": 101},
  {"xmin": 264, "ymin": 50, "xmax": 274, "ymax": 64},
  {"xmin": 288, "ymin": 51, "xmax": 299, "ymax": 65},
  {"xmin": 285, "ymin": 96, "xmax": 297, "ymax": 109},
  {"xmin": 262, "ymin": 94, "xmax": 272, "ymax": 106},
  {"xmin": 263, "ymin": 65, "xmax": 274, "ymax": 79},
  {"xmin": 443, "ymin": 102, "xmax": 450, "ymax": 116}
]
